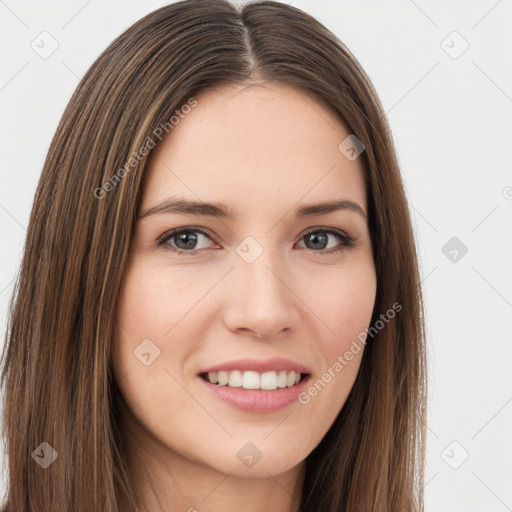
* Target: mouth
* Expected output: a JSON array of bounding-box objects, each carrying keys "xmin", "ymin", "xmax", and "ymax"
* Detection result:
[
  {"xmin": 196, "ymin": 358, "xmax": 312, "ymax": 412},
  {"xmin": 197, "ymin": 370, "xmax": 312, "ymax": 413},
  {"xmin": 198, "ymin": 370, "xmax": 310, "ymax": 390}
]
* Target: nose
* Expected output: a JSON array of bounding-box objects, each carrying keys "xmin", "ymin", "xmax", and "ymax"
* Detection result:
[{"xmin": 223, "ymin": 249, "xmax": 300, "ymax": 340}]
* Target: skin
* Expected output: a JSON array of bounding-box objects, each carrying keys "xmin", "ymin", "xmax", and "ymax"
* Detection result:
[{"xmin": 111, "ymin": 82, "xmax": 377, "ymax": 512}]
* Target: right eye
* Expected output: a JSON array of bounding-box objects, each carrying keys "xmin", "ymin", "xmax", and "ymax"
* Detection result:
[{"xmin": 157, "ymin": 227, "xmax": 218, "ymax": 255}]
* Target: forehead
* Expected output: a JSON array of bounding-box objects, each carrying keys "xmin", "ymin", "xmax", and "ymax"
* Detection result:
[{"xmin": 141, "ymin": 82, "xmax": 366, "ymax": 219}]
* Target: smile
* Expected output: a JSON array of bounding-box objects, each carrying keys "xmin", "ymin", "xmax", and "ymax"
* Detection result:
[
  {"xmin": 197, "ymin": 372, "xmax": 312, "ymax": 413},
  {"xmin": 200, "ymin": 370, "xmax": 308, "ymax": 390}
]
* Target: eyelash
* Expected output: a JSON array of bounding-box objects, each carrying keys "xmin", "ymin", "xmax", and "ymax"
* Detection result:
[{"xmin": 156, "ymin": 226, "xmax": 357, "ymax": 257}]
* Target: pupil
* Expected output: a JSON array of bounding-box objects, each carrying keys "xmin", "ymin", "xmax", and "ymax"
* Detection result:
[
  {"xmin": 307, "ymin": 232, "xmax": 327, "ymax": 250},
  {"xmin": 177, "ymin": 232, "xmax": 197, "ymax": 249}
]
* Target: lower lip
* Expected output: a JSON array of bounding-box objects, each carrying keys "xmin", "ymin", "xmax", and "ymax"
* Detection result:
[{"xmin": 197, "ymin": 375, "xmax": 311, "ymax": 413}]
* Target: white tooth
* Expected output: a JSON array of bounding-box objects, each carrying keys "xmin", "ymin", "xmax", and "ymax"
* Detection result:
[
  {"xmin": 260, "ymin": 371, "xmax": 278, "ymax": 390},
  {"xmin": 286, "ymin": 371, "xmax": 296, "ymax": 387},
  {"xmin": 218, "ymin": 371, "xmax": 229, "ymax": 386},
  {"xmin": 242, "ymin": 371, "xmax": 260, "ymax": 389},
  {"xmin": 214, "ymin": 369, "xmax": 301, "ymax": 389},
  {"xmin": 277, "ymin": 371, "xmax": 288, "ymax": 388},
  {"xmin": 229, "ymin": 370, "xmax": 243, "ymax": 387}
]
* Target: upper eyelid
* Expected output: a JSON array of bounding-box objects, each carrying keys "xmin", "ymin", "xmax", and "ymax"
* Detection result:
[{"xmin": 157, "ymin": 226, "xmax": 216, "ymax": 245}]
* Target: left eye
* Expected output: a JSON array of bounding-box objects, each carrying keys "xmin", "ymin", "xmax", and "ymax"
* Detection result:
[
  {"xmin": 297, "ymin": 229, "xmax": 355, "ymax": 253},
  {"xmin": 157, "ymin": 227, "xmax": 355, "ymax": 255}
]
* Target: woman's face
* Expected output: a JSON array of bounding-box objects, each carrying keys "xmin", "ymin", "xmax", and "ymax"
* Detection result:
[{"xmin": 112, "ymin": 82, "xmax": 376, "ymax": 479}]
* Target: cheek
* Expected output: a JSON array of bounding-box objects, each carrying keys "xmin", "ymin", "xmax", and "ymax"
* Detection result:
[
  {"xmin": 295, "ymin": 262, "xmax": 376, "ymax": 421},
  {"xmin": 111, "ymin": 264, "xmax": 202, "ymax": 439},
  {"xmin": 116, "ymin": 262, "xmax": 171, "ymax": 331},
  {"xmin": 115, "ymin": 257, "xmax": 204, "ymax": 342},
  {"xmin": 111, "ymin": 261, "xmax": 167, "ymax": 394},
  {"xmin": 111, "ymin": 258, "xmax": 207, "ymax": 402},
  {"xmin": 305, "ymin": 261, "xmax": 377, "ymax": 351}
]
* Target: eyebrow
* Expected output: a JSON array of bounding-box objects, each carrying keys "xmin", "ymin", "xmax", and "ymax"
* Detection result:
[{"xmin": 138, "ymin": 197, "xmax": 367, "ymax": 220}]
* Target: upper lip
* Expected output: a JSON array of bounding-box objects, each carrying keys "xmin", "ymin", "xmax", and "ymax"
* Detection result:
[{"xmin": 199, "ymin": 357, "xmax": 311, "ymax": 375}]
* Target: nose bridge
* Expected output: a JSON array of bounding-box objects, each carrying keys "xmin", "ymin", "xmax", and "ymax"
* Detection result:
[
  {"xmin": 224, "ymin": 235, "xmax": 298, "ymax": 337},
  {"xmin": 238, "ymin": 236, "xmax": 290, "ymax": 304}
]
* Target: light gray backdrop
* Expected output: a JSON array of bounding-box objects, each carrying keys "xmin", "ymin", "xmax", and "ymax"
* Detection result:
[{"xmin": 1, "ymin": 0, "xmax": 511, "ymax": 510}]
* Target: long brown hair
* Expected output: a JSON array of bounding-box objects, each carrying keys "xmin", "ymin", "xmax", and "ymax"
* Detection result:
[{"xmin": 0, "ymin": 1, "xmax": 427, "ymax": 510}]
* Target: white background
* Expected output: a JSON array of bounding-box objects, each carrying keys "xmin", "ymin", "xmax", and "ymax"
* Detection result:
[{"xmin": 1, "ymin": 0, "xmax": 511, "ymax": 510}]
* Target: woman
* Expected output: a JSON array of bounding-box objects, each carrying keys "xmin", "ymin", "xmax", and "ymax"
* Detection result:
[{"xmin": 0, "ymin": 1, "xmax": 427, "ymax": 511}]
